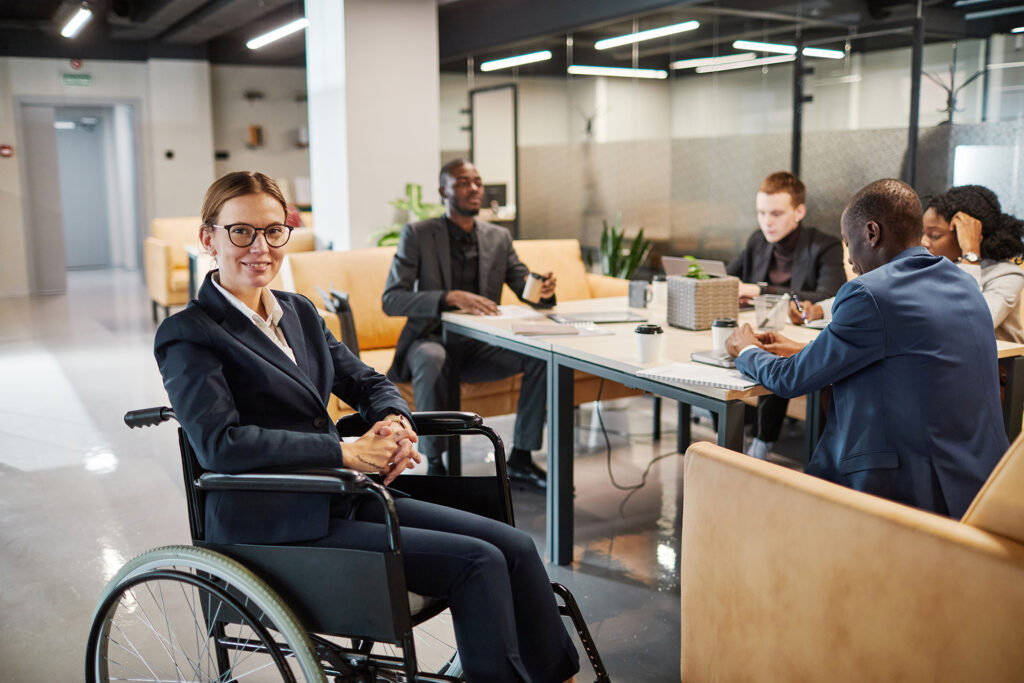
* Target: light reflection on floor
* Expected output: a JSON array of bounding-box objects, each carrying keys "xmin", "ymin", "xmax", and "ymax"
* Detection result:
[{"xmin": 0, "ymin": 269, "xmax": 808, "ymax": 682}]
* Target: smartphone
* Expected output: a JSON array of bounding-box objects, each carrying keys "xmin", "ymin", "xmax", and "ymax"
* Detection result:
[{"xmin": 690, "ymin": 350, "xmax": 736, "ymax": 368}]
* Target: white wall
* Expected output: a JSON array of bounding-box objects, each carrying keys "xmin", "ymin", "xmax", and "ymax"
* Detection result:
[
  {"xmin": 0, "ymin": 56, "xmax": 215, "ymax": 296},
  {"xmin": 146, "ymin": 60, "xmax": 215, "ymax": 219},
  {"xmin": 210, "ymin": 65, "xmax": 310, "ymax": 194}
]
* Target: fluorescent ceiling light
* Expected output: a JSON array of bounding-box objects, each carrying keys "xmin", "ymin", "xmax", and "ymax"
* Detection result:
[
  {"xmin": 803, "ymin": 46, "xmax": 845, "ymax": 59},
  {"xmin": 733, "ymin": 40, "xmax": 797, "ymax": 55},
  {"xmin": 733, "ymin": 40, "xmax": 843, "ymax": 60},
  {"xmin": 247, "ymin": 17, "xmax": 309, "ymax": 50},
  {"xmin": 567, "ymin": 65, "xmax": 668, "ymax": 79},
  {"xmin": 696, "ymin": 54, "xmax": 796, "ymax": 74},
  {"xmin": 481, "ymin": 50, "xmax": 552, "ymax": 71},
  {"xmin": 986, "ymin": 60, "xmax": 1024, "ymax": 70},
  {"xmin": 54, "ymin": 121, "xmax": 76, "ymax": 129},
  {"xmin": 595, "ymin": 20, "xmax": 699, "ymax": 50},
  {"xmin": 965, "ymin": 6, "xmax": 1024, "ymax": 20},
  {"xmin": 61, "ymin": 6, "xmax": 93, "ymax": 38},
  {"xmin": 1012, "ymin": 26, "xmax": 1024, "ymax": 33},
  {"xmin": 671, "ymin": 53, "xmax": 756, "ymax": 69}
]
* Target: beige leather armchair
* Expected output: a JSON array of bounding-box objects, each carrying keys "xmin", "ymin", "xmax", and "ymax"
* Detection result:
[{"xmin": 680, "ymin": 438, "xmax": 1024, "ymax": 681}]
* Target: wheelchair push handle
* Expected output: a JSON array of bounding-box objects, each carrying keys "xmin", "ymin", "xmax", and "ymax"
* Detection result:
[{"xmin": 124, "ymin": 407, "xmax": 177, "ymax": 429}]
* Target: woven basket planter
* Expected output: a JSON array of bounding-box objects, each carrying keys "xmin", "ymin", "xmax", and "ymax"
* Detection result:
[{"xmin": 666, "ymin": 275, "xmax": 739, "ymax": 330}]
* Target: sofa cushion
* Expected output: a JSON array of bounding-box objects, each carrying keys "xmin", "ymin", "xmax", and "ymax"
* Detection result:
[
  {"xmin": 285, "ymin": 249, "xmax": 405, "ymax": 350},
  {"xmin": 503, "ymin": 239, "xmax": 593, "ymax": 303},
  {"xmin": 962, "ymin": 431, "xmax": 1024, "ymax": 543}
]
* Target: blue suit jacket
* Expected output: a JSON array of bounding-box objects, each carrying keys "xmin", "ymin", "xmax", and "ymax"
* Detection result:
[
  {"xmin": 155, "ymin": 272, "xmax": 411, "ymax": 544},
  {"xmin": 736, "ymin": 246, "xmax": 1007, "ymax": 517}
]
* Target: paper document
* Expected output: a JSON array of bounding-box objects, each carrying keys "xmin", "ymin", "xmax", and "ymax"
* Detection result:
[
  {"xmin": 486, "ymin": 306, "xmax": 546, "ymax": 320},
  {"xmin": 510, "ymin": 322, "xmax": 579, "ymax": 336},
  {"xmin": 637, "ymin": 362, "xmax": 758, "ymax": 390}
]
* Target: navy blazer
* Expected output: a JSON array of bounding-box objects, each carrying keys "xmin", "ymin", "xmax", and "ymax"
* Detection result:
[
  {"xmin": 155, "ymin": 272, "xmax": 412, "ymax": 544},
  {"xmin": 726, "ymin": 225, "xmax": 845, "ymax": 302},
  {"xmin": 736, "ymin": 247, "xmax": 1007, "ymax": 517}
]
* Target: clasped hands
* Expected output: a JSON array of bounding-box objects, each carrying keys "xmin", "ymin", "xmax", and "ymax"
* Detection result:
[
  {"xmin": 725, "ymin": 323, "xmax": 806, "ymax": 359},
  {"xmin": 445, "ymin": 272, "xmax": 556, "ymax": 316},
  {"xmin": 342, "ymin": 414, "xmax": 421, "ymax": 485}
]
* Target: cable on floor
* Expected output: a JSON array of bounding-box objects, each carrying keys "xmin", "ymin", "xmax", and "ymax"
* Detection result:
[{"xmin": 592, "ymin": 379, "xmax": 683, "ymax": 515}]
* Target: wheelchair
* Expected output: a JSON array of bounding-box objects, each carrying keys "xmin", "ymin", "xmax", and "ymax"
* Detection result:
[{"xmin": 85, "ymin": 407, "xmax": 610, "ymax": 682}]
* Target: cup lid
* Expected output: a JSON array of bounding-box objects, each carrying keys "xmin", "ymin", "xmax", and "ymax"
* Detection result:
[
  {"xmin": 635, "ymin": 323, "xmax": 663, "ymax": 334},
  {"xmin": 652, "ymin": 274, "xmax": 667, "ymax": 281},
  {"xmin": 712, "ymin": 317, "xmax": 737, "ymax": 327}
]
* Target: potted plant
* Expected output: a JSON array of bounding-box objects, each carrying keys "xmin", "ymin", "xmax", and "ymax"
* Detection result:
[
  {"xmin": 371, "ymin": 183, "xmax": 445, "ymax": 246},
  {"xmin": 667, "ymin": 255, "xmax": 739, "ymax": 331},
  {"xmin": 598, "ymin": 215, "xmax": 652, "ymax": 279}
]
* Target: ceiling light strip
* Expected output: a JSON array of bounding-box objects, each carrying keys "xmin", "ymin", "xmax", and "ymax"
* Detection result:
[
  {"xmin": 567, "ymin": 65, "xmax": 668, "ymax": 79},
  {"xmin": 595, "ymin": 20, "xmax": 699, "ymax": 50},
  {"xmin": 671, "ymin": 53, "xmax": 756, "ymax": 69},
  {"xmin": 480, "ymin": 50, "xmax": 552, "ymax": 72},
  {"xmin": 732, "ymin": 40, "xmax": 797, "ymax": 55},
  {"xmin": 965, "ymin": 6, "xmax": 1024, "ymax": 20},
  {"xmin": 695, "ymin": 54, "xmax": 796, "ymax": 74},
  {"xmin": 61, "ymin": 6, "xmax": 93, "ymax": 38},
  {"xmin": 1012, "ymin": 26, "xmax": 1024, "ymax": 33},
  {"xmin": 247, "ymin": 17, "xmax": 310, "ymax": 50},
  {"xmin": 802, "ymin": 47, "xmax": 845, "ymax": 59}
]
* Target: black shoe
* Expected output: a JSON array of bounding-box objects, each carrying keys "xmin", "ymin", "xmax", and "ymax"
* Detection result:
[
  {"xmin": 427, "ymin": 459, "xmax": 447, "ymax": 476},
  {"xmin": 506, "ymin": 461, "xmax": 546, "ymax": 490}
]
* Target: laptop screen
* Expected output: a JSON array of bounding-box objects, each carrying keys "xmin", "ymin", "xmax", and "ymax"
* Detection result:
[{"xmin": 662, "ymin": 256, "xmax": 727, "ymax": 277}]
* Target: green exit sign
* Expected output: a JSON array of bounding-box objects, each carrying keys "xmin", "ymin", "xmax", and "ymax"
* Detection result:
[{"xmin": 62, "ymin": 73, "xmax": 92, "ymax": 86}]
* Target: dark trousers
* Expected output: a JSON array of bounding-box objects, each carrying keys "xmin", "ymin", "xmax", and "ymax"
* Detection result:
[
  {"xmin": 406, "ymin": 336, "xmax": 547, "ymax": 461},
  {"xmin": 309, "ymin": 498, "xmax": 580, "ymax": 683},
  {"xmin": 756, "ymin": 394, "xmax": 790, "ymax": 442}
]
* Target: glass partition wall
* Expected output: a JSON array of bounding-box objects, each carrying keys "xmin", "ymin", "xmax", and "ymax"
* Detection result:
[{"xmin": 439, "ymin": 2, "xmax": 1024, "ymax": 267}]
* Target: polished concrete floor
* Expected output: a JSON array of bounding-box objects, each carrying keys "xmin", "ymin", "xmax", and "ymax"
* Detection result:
[{"xmin": 0, "ymin": 269, "xmax": 805, "ymax": 682}]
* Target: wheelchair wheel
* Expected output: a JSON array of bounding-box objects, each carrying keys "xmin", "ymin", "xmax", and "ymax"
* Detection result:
[{"xmin": 85, "ymin": 545, "xmax": 325, "ymax": 683}]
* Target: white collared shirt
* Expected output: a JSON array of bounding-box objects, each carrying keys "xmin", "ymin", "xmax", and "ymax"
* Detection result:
[{"xmin": 212, "ymin": 274, "xmax": 296, "ymax": 364}]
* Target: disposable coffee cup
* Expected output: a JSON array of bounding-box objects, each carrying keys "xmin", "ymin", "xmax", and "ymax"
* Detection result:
[
  {"xmin": 650, "ymin": 274, "xmax": 668, "ymax": 313},
  {"xmin": 711, "ymin": 318, "xmax": 737, "ymax": 354},
  {"xmin": 635, "ymin": 323, "xmax": 664, "ymax": 363},
  {"xmin": 522, "ymin": 272, "xmax": 544, "ymax": 304}
]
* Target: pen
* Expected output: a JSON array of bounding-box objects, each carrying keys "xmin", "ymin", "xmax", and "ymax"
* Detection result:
[{"xmin": 789, "ymin": 292, "xmax": 808, "ymax": 322}]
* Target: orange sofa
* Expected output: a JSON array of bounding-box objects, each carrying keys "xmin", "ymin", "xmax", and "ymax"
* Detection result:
[
  {"xmin": 680, "ymin": 437, "xmax": 1024, "ymax": 681},
  {"xmin": 281, "ymin": 239, "xmax": 640, "ymax": 420}
]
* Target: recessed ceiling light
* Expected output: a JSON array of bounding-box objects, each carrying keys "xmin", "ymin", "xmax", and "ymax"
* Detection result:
[
  {"xmin": 671, "ymin": 53, "xmax": 756, "ymax": 69},
  {"xmin": 247, "ymin": 17, "xmax": 309, "ymax": 50},
  {"xmin": 481, "ymin": 50, "xmax": 552, "ymax": 72},
  {"xmin": 61, "ymin": 5, "xmax": 93, "ymax": 38},
  {"xmin": 595, "ymin": 21, "xmax": 699, "ymax": 50},
  {"xmin": 567, "ymin": 65, "xmax": 668, "ymax": 79}
]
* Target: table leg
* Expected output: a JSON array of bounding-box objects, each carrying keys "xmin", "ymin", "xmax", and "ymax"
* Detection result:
[
  {"xmin": 652, "ymin": 396, "xmax": 662, "ymax": 441},
  {"xmin": 676, "ymin": 402, "xmax": 691, "ymax": 453},
  {"xmin": 548, "ymin": 359, "xmax": 575, "ymax": 565},
  {"xmin": 717, "ymin": 401, "xmax": 745, "ymax": 452},
  {"xmin": 1002, "ymin": 356, "xmax": 1024, "ymax": 441}
]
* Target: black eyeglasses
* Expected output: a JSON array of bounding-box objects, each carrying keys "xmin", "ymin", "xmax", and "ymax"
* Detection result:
[{"xmin": 206, "ymin": 223, "xmax": 293, "ymax": 248}]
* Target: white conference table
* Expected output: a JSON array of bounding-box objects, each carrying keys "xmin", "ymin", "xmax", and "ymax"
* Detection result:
[{"xmin": 442, "ymin": 297, "xmax": 1024, "ymax": 565}]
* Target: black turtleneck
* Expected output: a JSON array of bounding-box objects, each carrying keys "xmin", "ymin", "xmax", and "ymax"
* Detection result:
[{"xmin": 767, "ymin": 225, "xmax": 803, "ymax": 288}]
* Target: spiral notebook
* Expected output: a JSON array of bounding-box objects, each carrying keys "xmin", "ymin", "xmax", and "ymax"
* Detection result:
[{"xmin": 636, "ymin": 362, "xmax": 758, "ymax": 390}]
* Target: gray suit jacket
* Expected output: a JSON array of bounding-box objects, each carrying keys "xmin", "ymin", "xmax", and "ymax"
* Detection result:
[{"xmin": 381, "ymin": 217, "xmax": 547, "ymax": 382}]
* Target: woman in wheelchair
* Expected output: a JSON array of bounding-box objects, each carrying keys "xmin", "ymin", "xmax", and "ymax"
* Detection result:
[{"xmin": 153, "ymin": 171, "xmax": 580, "ymax": 682}]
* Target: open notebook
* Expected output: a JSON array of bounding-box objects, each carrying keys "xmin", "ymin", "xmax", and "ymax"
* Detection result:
[{"xmin": 637, "ymin": 362, "xmax": 758, "ymax": 390}]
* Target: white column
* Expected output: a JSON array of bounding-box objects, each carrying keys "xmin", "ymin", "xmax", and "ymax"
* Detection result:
[{"xmin": 306, "ymin": 0, "xmax": 440, "ymax": 251}]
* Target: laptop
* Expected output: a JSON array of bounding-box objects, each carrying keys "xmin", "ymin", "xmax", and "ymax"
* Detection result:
[{"xmin": 662, "ymin": 256, "xmax": 727, "ymax": 278}]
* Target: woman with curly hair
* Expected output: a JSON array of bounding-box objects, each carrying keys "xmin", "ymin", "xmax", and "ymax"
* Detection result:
[{"xmin": 921, "ymin": 184, "xmax": 1024, "ymax": 342}]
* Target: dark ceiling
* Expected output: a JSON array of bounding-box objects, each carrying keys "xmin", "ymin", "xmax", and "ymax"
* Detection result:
[{"xmin": 0, "ymin": 0, "xmax": 1022, "ymax": 73}]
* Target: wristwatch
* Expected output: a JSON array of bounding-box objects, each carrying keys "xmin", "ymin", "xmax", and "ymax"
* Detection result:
[{"xmin": 959, "ymin": 251, "xmax": 980, "ymax": 264}]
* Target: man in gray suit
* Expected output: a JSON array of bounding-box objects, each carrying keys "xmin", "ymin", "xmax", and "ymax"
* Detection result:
[{"xmin": 382, "ymin": 159, "xmax": 555, "ymax": 489}]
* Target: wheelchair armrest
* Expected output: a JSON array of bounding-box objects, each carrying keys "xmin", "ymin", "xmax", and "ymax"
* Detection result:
[
  {"xmin": 196, "ymin": 467, "xmax": 375, "ymax": 495},
  {"xmin": 335, "ymin": 411, "xmax": 483, "ymax": 437}
]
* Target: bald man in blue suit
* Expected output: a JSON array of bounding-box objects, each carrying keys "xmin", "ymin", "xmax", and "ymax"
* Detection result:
[{"xmin": 726, "ymin": 179, "xmax": 1006, "ymax": 518}]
